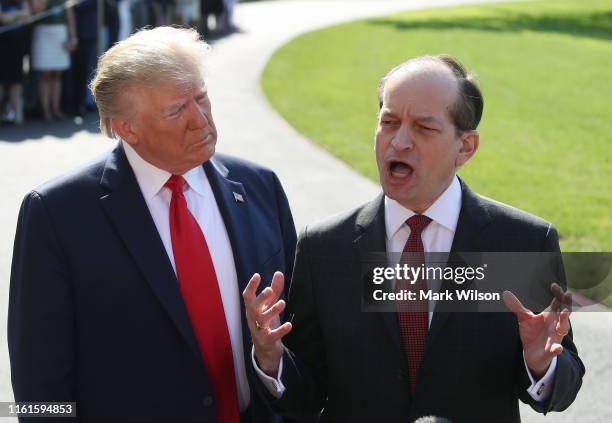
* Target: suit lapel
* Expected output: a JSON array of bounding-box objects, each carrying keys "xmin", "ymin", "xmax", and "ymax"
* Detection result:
[
  {"xmin": 203, "ymin": 158, "xmax": 257, "ymax": 296},
  {"xmin": 354, "ymin": 195, "xmax": 405, "ymax": 356},
  {"xmin": 425, "ymin": 179, "xmax": 493, "ymax": 353},
  {"xmin": 99, "ymin": 144, "xmax": 202, "ymax": 361},
  {"xmin": 448, "ymin": 179, "xmax": 492, "ymax": 253},
  {"xmin": 203, "ymin": 157, "xmax": 258, "ymax": 355}
]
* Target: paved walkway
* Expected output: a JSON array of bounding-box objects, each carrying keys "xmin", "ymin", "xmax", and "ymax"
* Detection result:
[
  {"xmin": 207, "ymin": 0, "xmax": 503, "ymax": 229},
  {"xmin": 0, "ymin": 0, "xmax": 609, "ymax": 421}
]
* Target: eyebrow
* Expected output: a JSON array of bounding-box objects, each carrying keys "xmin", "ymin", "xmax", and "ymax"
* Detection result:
[
  {"xmin": 162, "ymin": 102, "xmax": 186, "ymax": 118},
  {"xmin": 379, "ymin": 109, "xmax": 397, "ymax": 117},
  {"xmin": 414, "ymin": 115, "xmax": 443, "ymax": 126},
  {"xmin": 164, "ymin": 89, "xmax": 209, "ymax": 118},
  {"xmin": 379, "ymin": 110, "xmax": 443, "ymax": 126}
]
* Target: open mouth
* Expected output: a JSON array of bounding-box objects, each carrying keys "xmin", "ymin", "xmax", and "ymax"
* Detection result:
[{"xmin": 389, "ymin": 161, "xmax": 414, "ymax": 179}]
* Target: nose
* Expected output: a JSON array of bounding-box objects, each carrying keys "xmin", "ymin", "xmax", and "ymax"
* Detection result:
[
  {"xmin": 390, "ymin": 123, "xmax": 414, "ymax": 151},
  {"xmin": 186, "ymin": 99, "xmax": 209, "ymax": 129}
]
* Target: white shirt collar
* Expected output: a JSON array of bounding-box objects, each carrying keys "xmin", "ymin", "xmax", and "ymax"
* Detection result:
[
  {"xmin": 384, "ymin": 175, "xmax": 462, "ymax": 240},
  {"xmin": 122, "ymin": 140, "xmax": 208, "ymax": 200}
]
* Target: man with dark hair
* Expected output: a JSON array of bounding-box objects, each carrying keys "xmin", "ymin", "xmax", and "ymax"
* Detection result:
[
  {"xmin": 377, "ymin": 55, "xmax": 483, "ymax": 134},
  {"xmin": 243, "ymin": 55, "xmax": 584, "ymax": 422}
]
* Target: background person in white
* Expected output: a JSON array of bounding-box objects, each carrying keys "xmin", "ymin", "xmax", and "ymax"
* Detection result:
[
  {"xmin": 9, "ymin": 27, "xmax": 297, "ymax": 422},
  {"xmin": 242, "ymin": 55, "xmax": 584, "ymax": 422}
]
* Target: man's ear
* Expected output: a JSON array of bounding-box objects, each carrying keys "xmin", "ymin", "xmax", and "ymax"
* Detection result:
[
  {"xmin": 111, "ymin": 117, "xmax": 138, "ymax": 146},
  {"xmin": 455, "ymin": 130, "xmax": 479, "ymax": 167}
]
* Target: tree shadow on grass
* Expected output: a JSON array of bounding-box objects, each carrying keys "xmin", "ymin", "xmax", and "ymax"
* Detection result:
[{"xmin": 367, "ymin": 9, "xmax": 612, "ymax": 42}]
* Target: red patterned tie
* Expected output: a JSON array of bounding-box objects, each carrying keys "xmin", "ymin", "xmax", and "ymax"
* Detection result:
[
  {"xmin": 397, "ymin": 214, "xmax": 432, "ymax": 392},
  {"xmin": 166, "ymin": 175, "xmax": 240, "ymax": 423}
]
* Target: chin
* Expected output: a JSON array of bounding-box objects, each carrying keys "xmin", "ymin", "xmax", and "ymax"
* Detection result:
[
  {"xmin": 383, "ymin": 186, "xmax": 407, "ymax": 202},
  {"xmin": 383, "ymin": 183, "xmax": 420, "ymax": 206}
]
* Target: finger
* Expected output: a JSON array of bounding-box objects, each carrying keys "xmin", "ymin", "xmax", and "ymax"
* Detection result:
[
  {"xmin": 259, "ymin": 300, "xmax": 286, "ymax": 328},
  {"xmin": 550, "ymin": 283, "xmax": 573, "ymax": 312},
  {"xmin": 502, "ymin": 291, "xmax": 533, "ymax": 321},
  {"xmin": 243, "ymin": 273, "xmax": 261, "ymax": 305},
  {"xmin": 549, "ymin": 283, "xmax": 566, "ymax": 311},
  {"xmin": 562, "ymin": 292, "xmax": 573, "ymax": 313},
  {"xmin": 254, "ymin": 286, "xmax": 276, "ymax": 312},
  {"xmin": 270, "ymin": 272, "xmax": 285, "ymax": 299},
  {"xmin": 266, "ymin": 322, "xmax": 293, "ymax": 342},
  {"xmin": 550, "ymin": 282, "xmax": 565, "ymax": 301},
  {"xmin": 555, "ymin": 308, "xmax": 571, "ymax": 338},
  {"xmin": 550, "ymin": 343, "xmax": 564, "ymax": 356},
  {"xmin": 547, "ymin": 297, "xmax": 560, "ymax": 313},
  {"xmin": 262, "ymin": 272, "xmax": 285, "ymax": 308},
  {"xmin": 255, "ymin": 272, "xmax": 286, "ymax": 312},
  {"xmin": 252, "ymin": 322, "xmax": 292, "ymax": 347}
]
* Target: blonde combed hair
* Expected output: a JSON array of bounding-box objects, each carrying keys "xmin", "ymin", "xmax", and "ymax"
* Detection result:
[{"xmin": 90, "ymin": 26, "xmax": 210, "ymax": 138}]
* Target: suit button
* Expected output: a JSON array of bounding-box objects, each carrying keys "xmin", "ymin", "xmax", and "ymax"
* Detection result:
[{"xmin": 203, "ymin": 395, "xmax": 214, "ymax": 407}]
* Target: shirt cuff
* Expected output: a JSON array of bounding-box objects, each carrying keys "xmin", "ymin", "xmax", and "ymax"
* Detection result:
[
  {"xmin": 251, "ymin": 346, "xmax": 286, "ymax": 398},
  {"xmin": 524, "ymin": 352, "xmax": 557, "ymax": 402}
]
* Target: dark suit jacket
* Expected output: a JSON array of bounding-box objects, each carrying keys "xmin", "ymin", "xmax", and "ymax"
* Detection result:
[
  {"xmin": 256, "ymin": 181, "xmax": 584, "ymax": 423},
  {"xmin": 8, "ymin": 143, "xmax": 297, "ymax": 422}
]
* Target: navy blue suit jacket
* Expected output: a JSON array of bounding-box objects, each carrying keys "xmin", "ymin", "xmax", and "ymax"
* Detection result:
[{"xmin": 8, "ymin": 143, "xmax": 297, "ymax": 422}]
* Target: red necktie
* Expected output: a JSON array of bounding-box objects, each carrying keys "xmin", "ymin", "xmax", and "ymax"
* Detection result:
[
  {"xmin": 397, "ymin": 214, "xmax": 432, "ymax": 392},
  {"xmin": 166, "ymin": 175, "xmax": 240, "ymax": 423}
]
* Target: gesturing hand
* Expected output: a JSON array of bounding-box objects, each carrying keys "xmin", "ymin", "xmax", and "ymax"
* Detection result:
[
  {"xmin": 503, "ymin": 283, "xmax": 572, "ymax": 378},
  {"xmin": 243, "ymin": 271, "xmax": 293, "ymax": 377}
]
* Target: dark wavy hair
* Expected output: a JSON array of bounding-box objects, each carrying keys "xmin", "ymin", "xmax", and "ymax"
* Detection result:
[{"xmin": 378, "ymin": 54, "xmax": 484, "ymax": 132}]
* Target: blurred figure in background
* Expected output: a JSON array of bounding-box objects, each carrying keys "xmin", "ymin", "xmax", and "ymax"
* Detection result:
[
  {"xmin": 175, "ymin": 0, "xmax": 195, "ymax": 26},
  {"xmin": 104, "ymin": 0, "xmax": 119, "ymax": 46},
  {"xmin": 199, "ymin": 0, "xmax": 222, "ymax": 35},
  {"xmin": 30, "ymin": 0, "xmax": 77, "ymax": 121},
  {"xmin": 70, "ymin": 0, "xmax": 97, "ymax": 117},
  {"xmin": 0, "ymin": 0, "xmax": 30, "ymax": 125},
  {"xmin": 117, "ymin": 0, "xmax": 132, "ymax": 40},
  {"xmin": 129, "ymin": 0, "xmax": 149, "ymax": 31},
  {"xmin": 222, "ymin": 0, "xmax": 235, "ymax": 31},
  {"xmin": 151, "ymin": 0, "xmax": 169, "ymax": 26},
  {"xmin": 70, "ymin": 0, "xmax": 118, "ymax": 117}
]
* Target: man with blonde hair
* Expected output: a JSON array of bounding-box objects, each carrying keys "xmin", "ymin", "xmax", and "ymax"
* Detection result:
[{"xmin": 9, "ymin": 26, "xmax": 296, "ymax": 422}]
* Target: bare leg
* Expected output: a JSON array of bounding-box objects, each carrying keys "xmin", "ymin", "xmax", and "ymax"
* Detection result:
[
  {"xmin": 9, "ymin": 83, "xmax": 24, "ymax": 125},
  {"xmin": 39, "ymin": 72, "xmax": 53, "ymax": 121},
  {"xmin": 51, "ymin": 71, "xmax": 65, "ymax": 120}
]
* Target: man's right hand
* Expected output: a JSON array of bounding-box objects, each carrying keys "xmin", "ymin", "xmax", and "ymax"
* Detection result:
[{"xmin": 243, "ymin": 272, "xmax": 292, "ymax": 377}]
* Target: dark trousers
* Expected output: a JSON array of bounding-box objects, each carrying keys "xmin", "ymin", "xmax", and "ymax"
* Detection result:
[{"xmin": 70, "ymin": 38, "xmax": 98, "ymax": 115}]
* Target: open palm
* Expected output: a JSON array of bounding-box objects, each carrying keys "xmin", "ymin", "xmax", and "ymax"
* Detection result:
[{"xmin": 503, "ymin": 283, "xmax": 572, "ymax": 377}]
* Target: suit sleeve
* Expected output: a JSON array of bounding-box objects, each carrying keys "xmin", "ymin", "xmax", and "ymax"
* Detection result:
[
  {"xmin": 8, "ymin": 191, "xmax": 77, "ymax": 421},
  {"xmin": 518, "ymin": 224, "xmax": 585, "ymax": 414}
]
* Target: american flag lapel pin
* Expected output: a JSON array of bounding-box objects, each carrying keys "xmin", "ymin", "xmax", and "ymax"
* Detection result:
[{"xmin": 233, "ymin": 192, "xmax": 245, "ymax": 203}]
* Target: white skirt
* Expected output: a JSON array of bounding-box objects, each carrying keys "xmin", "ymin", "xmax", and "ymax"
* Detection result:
[{"xmin": 31, "ymin": 24, "xmax": 70, "ymax": 71}]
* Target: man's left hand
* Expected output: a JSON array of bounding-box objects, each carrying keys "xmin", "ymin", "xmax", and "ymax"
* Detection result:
[{"xmin": 503, "ymin": 283, "xmax": 572, "ymax": 378}]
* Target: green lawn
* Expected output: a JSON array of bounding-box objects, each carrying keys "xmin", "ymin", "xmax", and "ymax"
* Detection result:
[{"xmin": 262, "ymin": 0, "xmax": 612, "ymax": 253}]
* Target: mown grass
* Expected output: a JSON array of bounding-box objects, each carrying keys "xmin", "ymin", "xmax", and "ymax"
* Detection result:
[{"xmin": 262, "ymin": 0, "xmax": 612, "ymax": 254}]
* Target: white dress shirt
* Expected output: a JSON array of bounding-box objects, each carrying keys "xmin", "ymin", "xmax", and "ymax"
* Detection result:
[
  {"xmin": 123, "ymin": 141, "xmax": 250, "ymax": 411},
  {"xmin": 384, "ymin": 174, "xmax": 462, "ymax": 321},
  {"xmin": 256, "ymin": 175, "xmax": 555, "ymax": 402}
]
